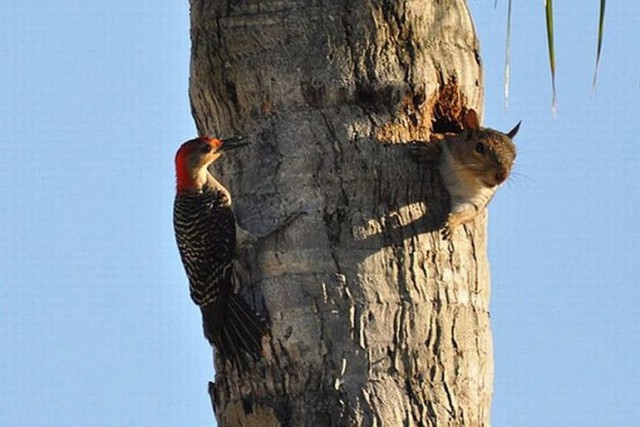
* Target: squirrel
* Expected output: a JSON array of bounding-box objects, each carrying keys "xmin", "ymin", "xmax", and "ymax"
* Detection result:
[{"xmin": 412, "ymin": 109, "xmax": 520, "ymax": 238}]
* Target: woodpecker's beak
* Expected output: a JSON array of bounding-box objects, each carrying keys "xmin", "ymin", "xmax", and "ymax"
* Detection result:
[{"xmin": 216, "ymin": 136, "xmax": 249, "ymax": 152}]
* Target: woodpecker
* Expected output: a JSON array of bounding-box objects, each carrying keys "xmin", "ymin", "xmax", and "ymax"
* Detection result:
[{"xmin": 173, "ymin": 135, "xmax": 267, "ymax": 363}]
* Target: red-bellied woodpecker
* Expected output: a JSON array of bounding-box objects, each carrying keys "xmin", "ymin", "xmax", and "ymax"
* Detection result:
[{"xmin": 173, "ymin": 136, "xmax": 267, "ymax": 363}]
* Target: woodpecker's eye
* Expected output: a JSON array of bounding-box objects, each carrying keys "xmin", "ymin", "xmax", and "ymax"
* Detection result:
[{"xmin": 475, "ymin": 142, "xmax": 485, "ymax": 155}]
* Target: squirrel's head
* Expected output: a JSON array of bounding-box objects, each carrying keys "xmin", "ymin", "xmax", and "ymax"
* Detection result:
[{"xmin": 453, "ymin": 109, "xmax": 520, "ymax": 188}]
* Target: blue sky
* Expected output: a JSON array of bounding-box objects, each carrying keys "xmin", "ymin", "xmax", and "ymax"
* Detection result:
[{"xmin": 1, "ymin": 1, "xmax": 638, "ymax": 426}]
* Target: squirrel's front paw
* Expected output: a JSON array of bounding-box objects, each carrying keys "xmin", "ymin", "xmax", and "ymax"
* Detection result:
[
  {"xmin": 441, "ymin": 213, "xmax": 462, "ymax": 239},
  {"xmin": 441, "ymin": 223, "xmax": 454, "ymax": 240}
]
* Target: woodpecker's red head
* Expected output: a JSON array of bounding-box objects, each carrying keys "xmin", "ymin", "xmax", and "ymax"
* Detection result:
[{"xmin": 175, "ymin": 136, "xmax": 247, "ymax": 193}]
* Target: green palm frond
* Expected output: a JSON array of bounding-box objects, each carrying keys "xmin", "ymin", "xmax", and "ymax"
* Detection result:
[
  {"xmin": 592, "ymin": 0, "xmax": 607, "ymax": 94},
  {"xmin": 504, "ymin": 0, "xmax": 513, "ymax": 109},
  {"xmin": 545, "ymin": 0, "xmax": 557, "ymax": 115}
]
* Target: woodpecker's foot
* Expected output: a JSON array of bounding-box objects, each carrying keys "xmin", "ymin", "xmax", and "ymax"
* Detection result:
[{"xmin": 236, "ymin": 226, "xmax": 259, "ymax": 249}]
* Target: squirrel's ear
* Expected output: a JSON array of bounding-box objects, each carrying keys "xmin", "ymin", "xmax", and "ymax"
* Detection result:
[
  {"xmin": 463, "ymin": 109, "xmax": 481, "ymax": 131},
  {"xmin": 507, "ymin": 121, "xmax": 522, "ymax": 139}
]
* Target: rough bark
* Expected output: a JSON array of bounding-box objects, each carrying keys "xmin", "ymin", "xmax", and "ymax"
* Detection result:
[{"xmin": 189, "ymin": 1, "xmax": 491, "ymax": 425}]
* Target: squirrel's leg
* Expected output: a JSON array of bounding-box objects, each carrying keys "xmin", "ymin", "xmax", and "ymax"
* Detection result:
[{"xmin": 442, "ymin": 201, "xmax": 481, "ymax": 239}]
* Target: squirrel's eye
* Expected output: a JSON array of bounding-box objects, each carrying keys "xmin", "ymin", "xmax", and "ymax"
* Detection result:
[
  {"xmin": 475, "ymin": 142, "xmax": 485, "ymax": 155},
  {"xmin": 201, "ymin": 144, "xmax": 212, "ymax": 153}
]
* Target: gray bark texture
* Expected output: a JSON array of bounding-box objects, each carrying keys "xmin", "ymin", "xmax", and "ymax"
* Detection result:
[{"xmin": 188, "ymin": 1, "xmax": 492, "ymax": 425}]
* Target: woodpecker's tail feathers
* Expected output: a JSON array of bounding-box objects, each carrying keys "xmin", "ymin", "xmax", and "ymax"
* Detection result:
[
  {"xmin": 225, "ymin": 294, "xmax": 269, "ymax": 358},
  {"xmin": 201, "ymin": 294, "xmax": 269, "ymax": 366}
]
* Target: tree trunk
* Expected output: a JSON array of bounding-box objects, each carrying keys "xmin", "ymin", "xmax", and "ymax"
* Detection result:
[{"xmin": 189, "ymin": 1, "xmax": 491, "ymax": 425}]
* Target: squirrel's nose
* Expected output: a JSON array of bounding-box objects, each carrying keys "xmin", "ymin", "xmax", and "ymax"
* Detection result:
[{"xmin": 495, "ymin": 169, "xmax": 507, "ymax": 184}]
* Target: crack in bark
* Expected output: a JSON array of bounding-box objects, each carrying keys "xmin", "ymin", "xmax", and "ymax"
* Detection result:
[{"xmin": 320, "ymin": 111, "xmax": 350, "ymax": 276}]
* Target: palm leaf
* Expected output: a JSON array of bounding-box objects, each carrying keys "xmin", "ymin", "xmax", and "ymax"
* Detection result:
[
  {"xmin": 592, "ymin": 0, "xmax": 607, "ymax": 94},
  {"xmin": 545, "ymin": 0, "xmax": 557, "ymax": 116},
  {"xmin": 504, "ymin": 0, "xmax": 513, "ymax": 109}
]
